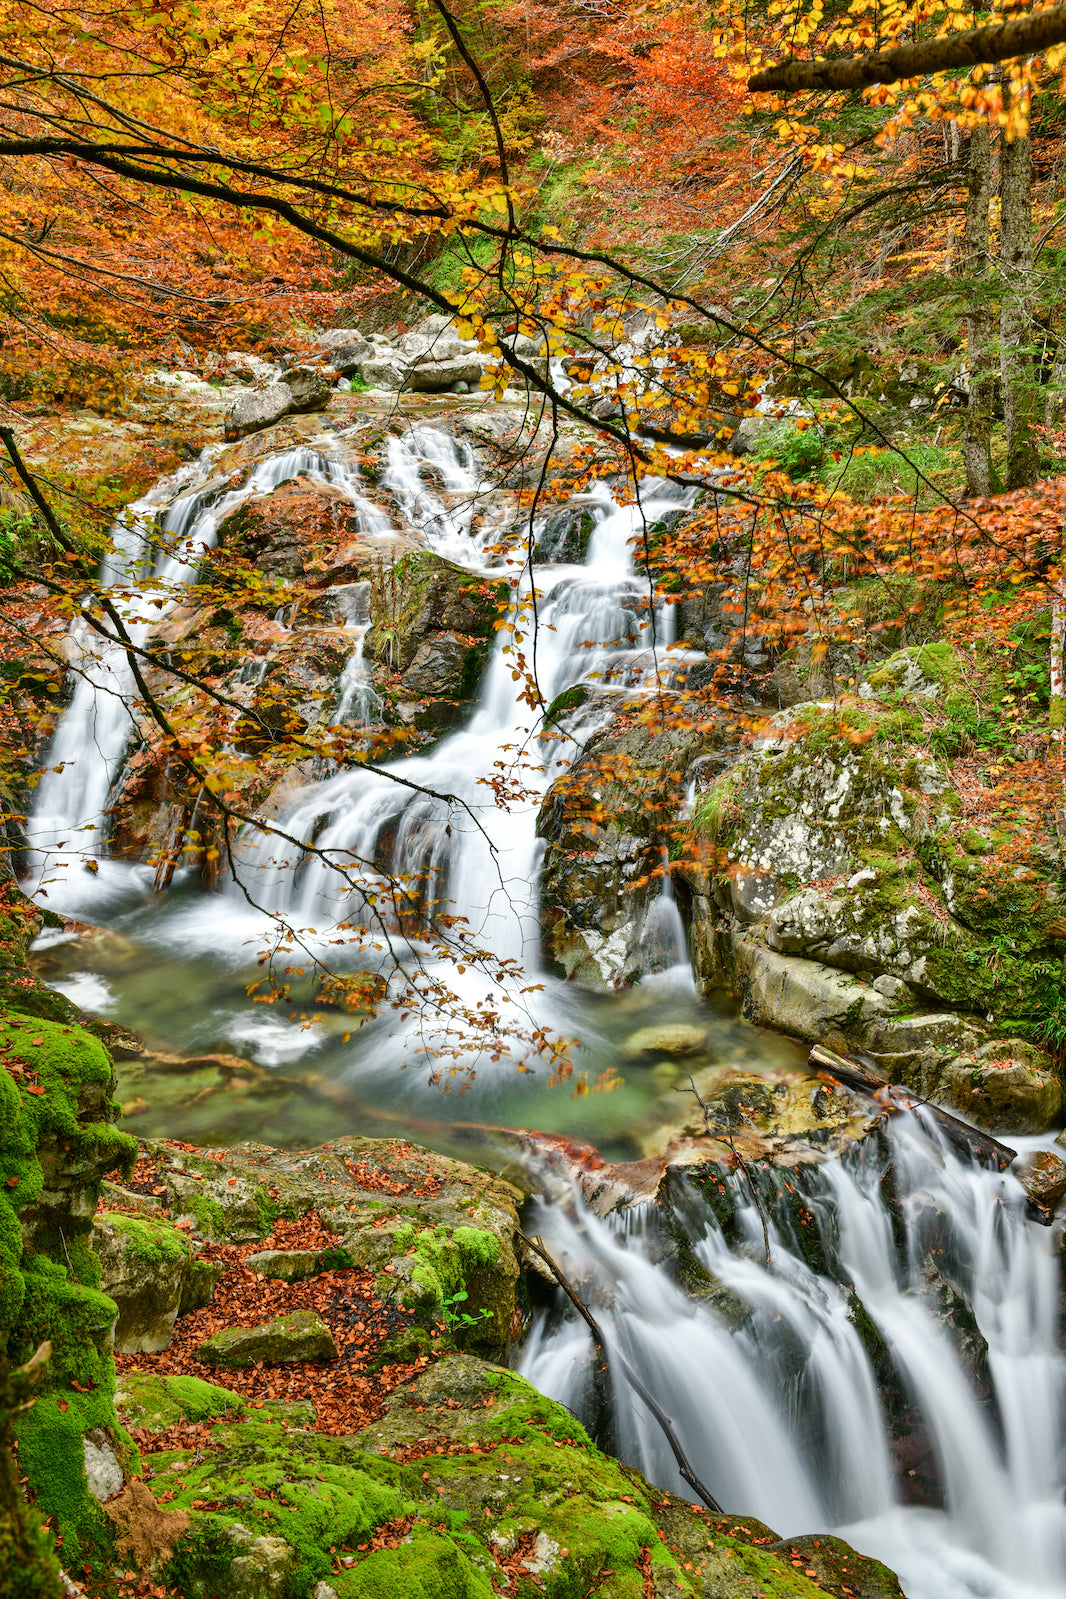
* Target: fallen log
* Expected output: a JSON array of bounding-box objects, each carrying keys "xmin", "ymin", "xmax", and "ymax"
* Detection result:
[
  {"xmin": 808, "ymin": 1044, "xmax": 1016, "ymax": 1171},
  {"xmin": 518, "ymin": 1229, "xmax": 724, "ymax": 1514}
]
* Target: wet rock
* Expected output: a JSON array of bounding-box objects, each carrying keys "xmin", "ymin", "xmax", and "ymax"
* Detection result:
[
  {"xmin": 1017, "ymin": 1149, "xmax": 1066, "ymax": 1209},
  {"xmin": 943, "ymin": 1046, "xmax": 1063, "ymax": 1135},
  {"xmin": 624, "ymin": 1023, "xmax": 708, "ymax": 1059},
  {"xmin": 539, "ymin": 713, "xmax": 719, "ymax": 987},
  {"xmin": 400, "ymin": 631, "xmax": 486, "ymax": 699},
  {"xmin": 195, "ymin": 1308, "xmax": 338, "ymax": 1367},
  {"xmin": 92, "ymin": 1213, "xmax": 191, "ymax": 1353}
]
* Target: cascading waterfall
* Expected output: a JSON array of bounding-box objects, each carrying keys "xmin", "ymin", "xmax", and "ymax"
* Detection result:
[
  {"xmin": 26, "ymin": 422, "xmax": 693, "ymax": 1069},
  {"xmin": 27, "ymin": 440, "xmax": 392, "ymax": 914},
  {"xmin": 519, "ymin": 1114, "xmax": 1066, "ymax": 1599},
  {"xmin": 25, "ymin": 417, "xmax": 1066, "ymax": 1599}
]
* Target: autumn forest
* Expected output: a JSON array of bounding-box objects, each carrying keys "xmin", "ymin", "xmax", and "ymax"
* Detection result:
[{"xmin": 5, "ymin": 4, "xmax": 1066, "ymax": 1599}]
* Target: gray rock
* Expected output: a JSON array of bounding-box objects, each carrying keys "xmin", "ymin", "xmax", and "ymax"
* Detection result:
[
  {"xmin": 83, "ymin": 1432, "xmax": 124, "ymax": 1501},
  {"xmin": 401, "ymin": 632, "xmax": 481, "ymax": 698},
  {"xmin": 283, "ymin": 364, "xmax": 332, "ymax": 411},
  {"xmin": 407, "ymin": 354, "xmax": 485, "ymax": 392},
  {"xmin": 195, "ymin": 1308, "xmax": 338, "ymax": 1367},
  {"xmin": 360, "ymin": 355, "xmax": 407, "ymax": 390},
  {"xmin": 224, "ymin": 382, "xmax": 292, "ymax": 440},
  {"xmin": 244, "ymin": 1247, "xmax": 323, "ymax": 1283},
  {"xmin": 92, "ymin": 1213, "xmax": 191, "ymax": 1353},
  {"xmin": 325, "ymin": 340, "xmax": 374, "ymax": 376},
  {"xmin": 729, "ymin": 414, "xmax": 779, "ymax": 455}
]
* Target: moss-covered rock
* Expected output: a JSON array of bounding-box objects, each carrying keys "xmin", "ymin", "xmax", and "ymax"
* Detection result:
[
  {"xmin": 680, "ymin": 647, "xmax": 1066, "ymax": 1129},
  {"xmin": 134, "ymin": 1352, "xmax": 897, "ymax": 1599},
  {"xmin": 196, "ymin": 1309, "xmax": 339, "ymax": 1368},
  {"xmin": 92, "ymin": 1213, "xmax": 193, "ymax": 1352}
]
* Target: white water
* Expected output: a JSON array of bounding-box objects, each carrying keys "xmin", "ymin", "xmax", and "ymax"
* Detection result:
[
  {"xmin": 26, "ymin": 440, "xmax": 394, "ymax": 914},
  {"xmin": 520, "ymin": 1113, "xmax": 1066, "ymax": 1599},
  {"xmin": 25, "ymin": 423, "xmax": 692, "ymax": 1076},
  {"xmin": 26, "ymin": 418, "xmax": 1066, "ymax": 1597}
]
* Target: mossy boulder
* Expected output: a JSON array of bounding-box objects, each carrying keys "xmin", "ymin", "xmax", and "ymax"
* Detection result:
[
  {"xmin": 133, "ymin": 1352, "xmax": 899, "ymax": 1599},
  {"xmin": 196, "ymin": 1310, "xmax": 338, "ymax": 1368},
  {"xmin": 365, "ymin": 550, "xmax": 505, "ymax": 672},
  {"xmin": 680, "ymin": 648, "xmax": 1066, "ymax": 1129},
  {"xmin": 92, "ymin": 1213, "xmax": 192, "ymax": 1352},
  {"xmin": 0, "ymin": 983, "xmax": 137, "ymax": 1569}
]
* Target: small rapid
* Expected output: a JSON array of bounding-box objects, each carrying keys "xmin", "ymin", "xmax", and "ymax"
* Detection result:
[{"xmin": 519, "ymin": 1113, "xmax": 1066, "ymax": 1599}]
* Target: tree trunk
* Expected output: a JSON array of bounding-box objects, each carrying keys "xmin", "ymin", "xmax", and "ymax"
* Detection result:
[
  {"xmin": 1051, "ymin": 582, "xmax": 1066, "ymax": 741},
  {"xmin": 1000, "ymin": 84, "xmax": 1041, "ymax": 489},
  {"xmin": 963, "ymin": 122, "xmax": 994, "ymax": 497}
]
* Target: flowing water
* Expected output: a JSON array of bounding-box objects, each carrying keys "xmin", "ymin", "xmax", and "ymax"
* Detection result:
[
  {"xmin": 22, "ymin": 412, "xmax": 1066, "ymax": 1598},
  {"xmin": 520, "ymin": 1115, "xmax": 1066, "ymax": 1599}
]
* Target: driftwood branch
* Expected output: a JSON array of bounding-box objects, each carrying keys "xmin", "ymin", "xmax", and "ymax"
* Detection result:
[
  {"xmin": 808, "ymin": 1044, "xmax": 1016, "ymax": 1170},
  {"xmin": 518, "ymin": 1229, "xmax": 724, "ymax": 1514},
  {"xmin": 749, "ymin": 6, "xmax": 1066, "ymax": 95}
]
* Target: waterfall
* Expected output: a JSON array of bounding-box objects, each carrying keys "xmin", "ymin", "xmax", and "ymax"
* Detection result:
[
  {"xmin": 26, "ymin": 423, "xmax": 693, "ymax": 1077},
  {"xmin": 24, "ymin": 442, "xmax": 402, "ymax": 916},
  {"xmin": 519, "ymin": 1113, "xmax": 1066, "ymax": 1599}
]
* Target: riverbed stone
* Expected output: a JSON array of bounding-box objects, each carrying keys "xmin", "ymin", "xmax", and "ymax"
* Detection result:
[
  {"xmin": 624, "ymin": 1023, "xmax": 708, "ymax": 1059},
  {"xmin": 196, "ymin": 1309, "xmax": 338, "ymax": 1367}
]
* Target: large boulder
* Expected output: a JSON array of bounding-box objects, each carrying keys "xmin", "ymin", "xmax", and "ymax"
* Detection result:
[
  {"xmin": 224, "ymin": 382, "xmax": 294, "ymax": 440},
  {"xmin": 223, "ymin": 368, "xmax": 331, "ymax": 440},
  {"xmin": 680, "ymin": 644, "xmax": 1066, "ymax": 1129},
  {"xmin": 116, "ymin": 1359, "xmax": 903, "ymax": 1599},
  {"xmin": 92, "ymin": 1213, "xmax": 191, "ymax": 1353}
]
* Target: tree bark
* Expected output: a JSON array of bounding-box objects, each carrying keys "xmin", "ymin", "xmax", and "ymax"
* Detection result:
[
  {"xmin": 1051, "ymin": 583, "xmax": 1066, "ymax": 740},
  {"xmin": 962, "ymin": 122, "xmax": 994, "ymax": 497},
  {"xmin": 749, "ymin": 6, "xmax": 1066, "ymax": 95},
  {"xmin": 1000, "ymin": 87, "xmax": 1041, "ymax": 489}
]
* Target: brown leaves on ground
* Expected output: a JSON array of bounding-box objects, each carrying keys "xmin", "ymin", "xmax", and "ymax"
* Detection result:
[
  {"xmin": 116, "ymin": 1209, "xmax": 440, "ymax": 1438},
  {"xmin": 103, "ymin": 1480, "xmax": 189, "ymax": 1571}
]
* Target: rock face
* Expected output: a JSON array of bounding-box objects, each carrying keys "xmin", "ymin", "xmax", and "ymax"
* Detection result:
[
  {"xmin": 678, "ymin": 644, "xmax": 1066, "ymax": 1131},
  {"xmin": 196, "ymin": 1309, "xmax": 338, "ymax": 1367},
  {"xmin": 92, "ymin": 1213, "xmax": 191, "ymax": 1352},
  {"xmin": 538, "ymin": 712, "xmax": 719, "ymax": 986}
]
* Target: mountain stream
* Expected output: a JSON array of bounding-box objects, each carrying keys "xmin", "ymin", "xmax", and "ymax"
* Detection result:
[{"xmin": 22, "ymin": 413, "xmax": 1066, "ymax": 1598}]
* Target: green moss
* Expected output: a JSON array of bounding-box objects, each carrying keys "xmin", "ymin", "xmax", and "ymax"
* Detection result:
[
  {"xmin": 116, "ymin": 1371, "xmax": 246, "ymax": 1433},
  {"xmin": 329, "ymin": 1527, "xmax": 495, "ymax": 1599},
  {"xmin": 14, "ymin": 1388, "xmax": 124, "ymax": 1570},
  {"xmin": 157, "ymin": 1418, "xmax": 411, "ymax": 1595},
  {"xmin": 99, "ymin": 1213, "xmax": 190, "ymax": 1271}
]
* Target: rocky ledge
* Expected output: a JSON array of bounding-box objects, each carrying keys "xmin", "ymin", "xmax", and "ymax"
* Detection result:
[{"xmin": 0, "ymin": 922, "xmax": 905, "ymax": 1597}]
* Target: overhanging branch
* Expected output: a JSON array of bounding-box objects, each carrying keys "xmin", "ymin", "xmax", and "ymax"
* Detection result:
[{"xmin": 749, "ymin": 5, "xmax": 1066, "ymax": 95}]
